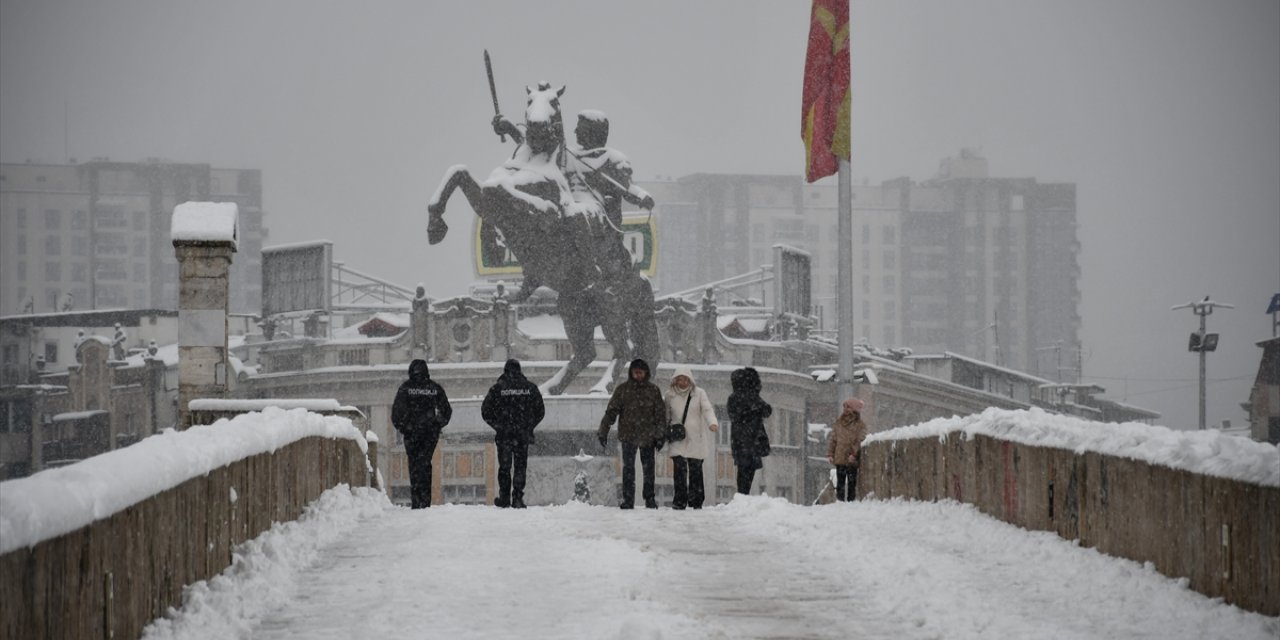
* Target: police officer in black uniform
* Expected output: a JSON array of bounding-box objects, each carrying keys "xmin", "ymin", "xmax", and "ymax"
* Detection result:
[
  {"xmin": 481, "ymin": 359, "xmax": 545, "ymax": 508},
  {"xmin": 392, "ymin": 359, "xmax": 452, "ymax": 508}
]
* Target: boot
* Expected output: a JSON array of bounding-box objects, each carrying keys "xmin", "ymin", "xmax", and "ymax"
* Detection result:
[
  {"xmin": 511, "ymin": 496, "xmax": 527, "ymax": 509},
  {"xmin": 495, "ymin": 496, "xmax": 510, "ymax": 508},
  {"xmin": 644, "ymin": 498, "xmax": 658, "ymax": 509}
]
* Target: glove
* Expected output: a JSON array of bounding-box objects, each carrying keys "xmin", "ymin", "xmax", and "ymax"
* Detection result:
[
  {"xmin": 653, "ymin": 437, "xmax": 665, "ymax": 452},
  {"xmin": 598, "ymin": 431, "xmax": 608, "ymax": 450}
]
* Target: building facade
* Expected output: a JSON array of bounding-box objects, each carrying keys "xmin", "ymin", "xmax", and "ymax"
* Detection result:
[
  {"xmin": 0, "ymin": 160, "xmax": 267, "ymax": 316},
  {"xmin": 645, "ymin": 149, "xmax": 1081, "ymax": 380}
]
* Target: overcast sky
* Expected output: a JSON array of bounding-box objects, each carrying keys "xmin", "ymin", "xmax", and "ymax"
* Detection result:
[{"xmin": 2, "ymin": 0, "xmax": 1277, "ymax": 431}]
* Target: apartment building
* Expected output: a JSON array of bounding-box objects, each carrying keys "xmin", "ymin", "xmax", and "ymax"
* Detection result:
[
  {"xmin": 645, "ymin": 150, "xmax": 1080, "ymax": 378},
  {"xmin": 0, "ymin": 159, "xmax": 266, "ymax": 316}
]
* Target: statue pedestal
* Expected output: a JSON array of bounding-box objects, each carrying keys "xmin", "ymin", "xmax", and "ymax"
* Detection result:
[{"xmin": 443, "ymin": 394, "xmax": 619, "ymax": 506}]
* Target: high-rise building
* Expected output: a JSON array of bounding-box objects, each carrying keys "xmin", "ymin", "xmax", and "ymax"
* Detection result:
[
  {"xmin": 0, "ymin": 160, "xmax": 267, "ymax": 316},
  {"xmin": 645, "ymin": 150, "xmax": 1080, "ymax": 378}
]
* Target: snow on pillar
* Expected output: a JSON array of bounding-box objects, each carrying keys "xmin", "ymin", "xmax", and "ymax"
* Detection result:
[{"xmin": 171, "ymin": 202, "xmax": 238, "ymax": 429}]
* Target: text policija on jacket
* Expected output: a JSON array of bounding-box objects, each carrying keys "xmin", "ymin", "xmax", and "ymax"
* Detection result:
[
  {"xmin": 482, "ymin": 359, "xmax": 546, "ymax": 445},
  {"xmin": 391, "ymin": 359, "xmax": 452, "ymax": 508}
]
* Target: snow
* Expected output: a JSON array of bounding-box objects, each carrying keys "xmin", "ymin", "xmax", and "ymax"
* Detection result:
[
  {"xmin": 363, "ymin": 429, "xmax": 379, "ymax": 444},
  {"xmin": 262, "ymin": 239, "xmax": 333, "ymax": 253},
  {"xmin": 187, "ymin": 398, "xmax": 343, "ymax": 412},
  {"xmin": 140, "ymin": 493, "xmax": 1278, "ymax": 639},
  {"xmin": 171, "ymin": 202, "xmax": 238, "ymax": 248},
  {"xmin": 519, "ymin": 314, "xmax": 605, "ymax": 340},
  {"xmin": 578, "ymin": 109, "xmax": 607, "ymax": 122},
  {"xmin": 0, "ymin": 407, "xmax": 365, "ymax": 554},
  {"xmin": 866, "ymin": 407, "xmax": 1280, "ymax": 487},
  {"xmin": 51, "ymin": 410, "xmax": 108, "ymax": 422}
]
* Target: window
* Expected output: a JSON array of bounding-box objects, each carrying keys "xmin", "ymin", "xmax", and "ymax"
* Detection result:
[
  {"xmin": 1, "ymin": 344, "xmax": 16, "ymax": 363},
  {"xmin": 16, "ymin": 262, "xmax": 25, "ymax": 280},
  {"xmin": 71, "ymin": 263, "xmax": 87, "ymax": 283},
  {"xmin": 862, "ymin": 275, "xmax": 870, "ymax": 295},
  {"xmin": 884, "ymin": 326, "xmax": 896, "ymax": 344},
  {"xmin": 882, "ymin": 226, "xmax": 896, "ymax": 244},
  {"xmin": 132, "ymin": 211, "xmax": 147, "ymax": 231},
  {"xmin": 44, "ymin": 236, "xmax": 61, "ymax": 256},
  {"xmin": 44, "ymin": 209, "xmax": 61, "ymax": 229},
  {"xmin": 883, "ymin": 252, "xmax": 896, "ymax": 270},
  {"xmin": 133, "ymin": 237, "xmax": 147, "ymax": 257},
  {"xmin": 73, "ymin": 237, "xmax": 88, "ymax": 256},
  {"xmin": 17, "ymin": 235, "xmax": 25, "ymax": 255},
  {"xmin": 16, "ymin": 209, "xmax": 26, "ymax": 229},
  {"xmin": 45, "ymin": 262, "xmax": 61, "ymax": 281},
  {"xmin": 44, "ymin": 342, "xmax": 58, "ymax": 364},
  {"xmin": 882, "ymin": 275, "xmax": 896, "ymax": 294},
  {"xmin": 339, "ymin": 349, "xmax": 369, "ymax": 366},
  {"xmin": 72, "ymin": 210, "xmax": 88, "ymax": 230},
  {"xmin": 861, "ymin": 251, "xmax": 870, "ymax": 270},
  {"xmin": 884, "ymin": 304, "xmax": 896, "ymax": 321},
  {"xmin": 45, "ymin": 289, "xmax": 60, "ymax": 310},
  {"xmin": 861, "ymin": 224, "xmax": 870, "ymax": 244},
  {"xmin": 133, "ymin": 263, "xmax": 148, "ymax": 281}
]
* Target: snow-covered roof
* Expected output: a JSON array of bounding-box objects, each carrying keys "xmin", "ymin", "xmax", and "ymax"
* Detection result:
[
  {"xmin": 518, "ymin": 314, "xmax": 605, "ymax": 341},
  {"xmin": 171, "ymin": 202, "xmax": 239, "ymax": 249},
  {"xmin": 188, "ymin": 398, "xmax": 344, "ymax": 412},
  {"xmin": 51, "ymin": 410, "xmax": 108, "ymax": 422},
  {"xmin": 907, "ymin": 351, "xmax": 1054, "ymax": 385}
]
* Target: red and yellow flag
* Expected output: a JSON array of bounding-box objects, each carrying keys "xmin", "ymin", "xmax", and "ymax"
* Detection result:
[{"xmin": 801, "ymin": 0, "xmax": 851, "ymax": 183}]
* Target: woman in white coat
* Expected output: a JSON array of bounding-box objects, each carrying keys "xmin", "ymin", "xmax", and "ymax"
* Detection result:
[{"xmin": 664, "ymin": 366, "xmax": 719, "ymax": 509}]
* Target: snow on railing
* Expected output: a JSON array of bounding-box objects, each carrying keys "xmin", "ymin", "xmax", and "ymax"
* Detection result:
[
  {"xmin": 0, "ymin": 407, "xmax": 366, "ymax": 555},
  {"xmin": 865, "ymin": 407, "xmax": 1279, "ymax": 488}
]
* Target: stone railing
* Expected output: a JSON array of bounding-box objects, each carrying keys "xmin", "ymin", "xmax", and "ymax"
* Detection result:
[
  {"xmin": 0, "ymin": 410, "xmax": 377, "ymax": 639},
  {"xmin": 859, "ymin": 433, "xmax": 1279, "ymax": 616}
]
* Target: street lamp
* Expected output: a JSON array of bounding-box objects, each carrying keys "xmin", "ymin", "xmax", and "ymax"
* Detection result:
[{"xmin": 1171, "ymin": 296, "xmax": 1234, "ymax": 430}]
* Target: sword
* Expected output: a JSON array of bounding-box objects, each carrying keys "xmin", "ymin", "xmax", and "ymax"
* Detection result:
[{"xmin": 484, "ymin": 49, "xmax": 505, "ymax": 142}]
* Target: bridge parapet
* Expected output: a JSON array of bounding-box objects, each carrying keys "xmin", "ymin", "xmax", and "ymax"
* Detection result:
[
  {"xmin": 858, "ymin": 407, "xmax": 1280, "ymax": 616},
  {"xmin": 0, "ymin": 407, "xmax": 375, "ymax": 639}
]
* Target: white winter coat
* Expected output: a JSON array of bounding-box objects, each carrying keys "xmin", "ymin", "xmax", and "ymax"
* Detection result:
[{"xmin": 664, "ymin": 367, "xmax": 718, "ymax": 460}]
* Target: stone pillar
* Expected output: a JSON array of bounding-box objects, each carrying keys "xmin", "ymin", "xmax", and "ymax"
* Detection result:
[{"xmin": 171, "ymin": 202, "xmax": 238, "ymax": 429}]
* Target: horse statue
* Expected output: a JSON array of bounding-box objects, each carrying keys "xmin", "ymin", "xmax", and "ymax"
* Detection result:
[{"xmin": 426, "ymin": 82, "xmax": 657, "ymax": 394}]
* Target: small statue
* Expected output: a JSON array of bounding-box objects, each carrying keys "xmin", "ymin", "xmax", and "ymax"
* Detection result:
[
  {"xmin": 573, "ymin": 470, "xmax": 591, "ymax": 503},
  {"xmin": 111, "ymin": 323, "xmax": 128, "ymax": 360}
]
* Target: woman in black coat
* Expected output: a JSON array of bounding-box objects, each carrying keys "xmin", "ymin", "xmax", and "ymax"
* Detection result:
[{"xmin": 727, "ymin": 367, "xmax": 772, "ymax": 495}]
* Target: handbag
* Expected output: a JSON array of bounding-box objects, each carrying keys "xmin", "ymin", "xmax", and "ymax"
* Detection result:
[{"xmin": 667, "ymin": 394, "xmax": 692, "ymax": 443}]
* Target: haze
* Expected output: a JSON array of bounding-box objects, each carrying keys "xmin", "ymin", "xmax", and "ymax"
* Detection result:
[{"xmin": 2, "ymin": 0, "xmax": 1276, "ymax": 431}]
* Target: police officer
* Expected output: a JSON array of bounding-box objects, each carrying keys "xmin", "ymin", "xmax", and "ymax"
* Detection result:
[
  {"xmin": 392, "ymin": 359, "xmax": 452, "ymax": 508},
  {"xmin": 481, "ymin": 359, "xmax": 545, "ymax": 508}
]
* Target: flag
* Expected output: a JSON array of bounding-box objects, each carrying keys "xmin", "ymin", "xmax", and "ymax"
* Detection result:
[{"xmin": 801, "ymin": 0, "xmax": 851, "ymax": 183}]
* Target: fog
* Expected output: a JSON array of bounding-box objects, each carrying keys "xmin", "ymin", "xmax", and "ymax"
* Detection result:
[{"xmin": 2, "ymin": 0, "xmax": 1276, "ymax": 431}]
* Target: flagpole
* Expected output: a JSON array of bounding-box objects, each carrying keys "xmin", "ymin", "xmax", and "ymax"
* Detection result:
[{"xmin": 837, "ymin": 158, "xmax": 855, "ymax": 401}]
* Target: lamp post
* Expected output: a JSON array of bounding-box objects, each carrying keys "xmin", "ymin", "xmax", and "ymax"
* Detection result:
[{"xmin": 1171, "ymin": 296, "xmax": 1234, "ymax": 430}]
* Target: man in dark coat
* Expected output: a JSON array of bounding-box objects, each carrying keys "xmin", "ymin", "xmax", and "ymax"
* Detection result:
[
  {"xmin": 391, "ymin": 359, "xmax": 452, "ymax": 509},
  {"xmin": 597, "ymin": 358, "xmax": 666, "ymax": 509},
  {"xmin": 481, "ymin": 359, "xmax": 545, "ymax": 509},
  {"xmin": 728, "ymin": 367, "xmax": 772, "ymax": 495}
]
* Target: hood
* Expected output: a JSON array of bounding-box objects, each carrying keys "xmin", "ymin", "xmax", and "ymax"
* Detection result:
[
  {"xmin": 408, "ymin": 359, "xmax": 430, "ymax": 382},
  {"xmin": 628, "ymin": 358, "xmax": 651, "ymax": 383},
  {"xmin": 730, "ymin": 367, "xmax": 761, "ymax": 393},
  {"xmin": 669, "ymin": 366, "xmax": 696, "ymax": 393},
  {"xmin": 501, "ymin": 359, "xmax": 524, "ymax": 380}
]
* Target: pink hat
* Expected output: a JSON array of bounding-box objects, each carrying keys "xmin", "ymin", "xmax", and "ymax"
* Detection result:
[{"xmin": 843, "ymin": 398, "xmax": 864, "ymax": 413}]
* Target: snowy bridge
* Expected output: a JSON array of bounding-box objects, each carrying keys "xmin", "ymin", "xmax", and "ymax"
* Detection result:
[{"xmin": 1, "ymin": 408, "xmax": 1277, "ymax": 639}]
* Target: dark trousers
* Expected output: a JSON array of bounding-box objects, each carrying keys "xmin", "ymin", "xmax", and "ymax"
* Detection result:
[
  {"xmin": 496, "ymin": 437, "xmax": 529, "ymax": 501},
  {"xmin": 620, "ymin": 441, "xmax": 656, "ymax": 506},
  {"xmin": 406, "ymin": 435, "xmax": 438, "ymax": 509},
  {"xmin": 835, "ymin": 464, "xmax": 859, "ymax": 501},
  {"xmin": 736, "ymin": 465, "xmax": 757, "ymax": 495},
  {"xmin": 671, "ymin": 456, "xmax": 705, "ymax": 508}
]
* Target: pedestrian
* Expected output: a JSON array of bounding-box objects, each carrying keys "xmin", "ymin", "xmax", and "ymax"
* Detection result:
[
  {"xmin": 391, "ymin": 359, "xmax": 452, "ymax": 509},
  {"xmin": 664, "ymin": 366, "xmax": 718, "ymax": 509},
  {"xmin": 598, "ymin": 358, "xmax": 667, "ymax": 509},
  {"xmin": 481, "ymin": 359, "xmax": 545, "ymax": 509},
  {"xmin": 827, "ymin": 397, "xmax": 868, "ymax": 501},
  {"xmin": 728, "ymin": 367, "xmax": 772, "ymax": 495}
]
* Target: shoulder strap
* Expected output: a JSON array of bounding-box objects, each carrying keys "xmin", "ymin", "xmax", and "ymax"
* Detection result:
[{"xmin": 681, "ymin": 394, "xmax": 692, "ymax": 424}]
